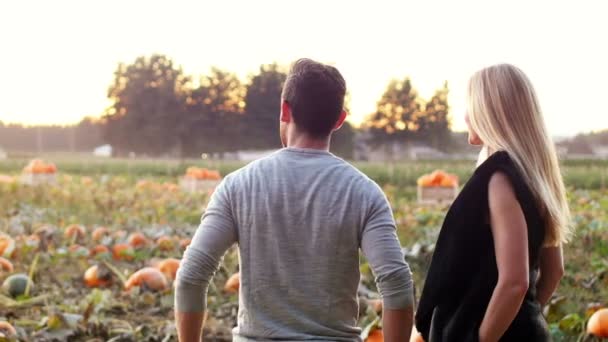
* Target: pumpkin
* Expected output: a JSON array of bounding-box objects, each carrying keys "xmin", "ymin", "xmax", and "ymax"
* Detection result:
[
  {"xmin": 417, "ymin": 170, "xmax": 458, "ymax": 188},
  {"xmin": 112, "ymin": 230, "xmax": 128, "ymax": 242},
  {"xmin": 81, "ymin": 176, "xmax": 94, "ymax": 186},
  {"xmin": 0, "ymin": 257, "xmax": 13, "ymax": 273},
  {"xmin": 156, "ymin": 236, "xmax": 175, "ymax": 251},
  {"xmin": 125, "ymin": 267, "xmax": 168, "ymax": 292},
  {"xmin": 588, "ymin": 308, "xmax": 608, "ymax": 338},
  {"xmin": 84, "ymin": 265, "xmax": 112, "ymax": 288},
  {"xmin": 64, "ymin": 224, "xmax": 86, "ymax": 241},
  {"xmin": 366, "ymin": 328, "xmax": 383, "ymax": 342},
  {"xmin": 43, "ymin": 162, "xmax": 57, "ymax": 174},
  {"xmin": 69, "ymin": 244, "xmax": 91, "ymax": 258},
  {"xmin": 25, "ymin": 234, "xmax": 41, "ymax": 249},
  {"xmin": 127, "ymin": 233, "xmax": 149, "ymax": 249},
  {"xmin": 23, "ymin": 159, "xmax": 56, "ymax": 174},
  {"xmin": 0, "ymin": 321, "xmax": 17, "ymax": 338},
  {"xmin": 2, "ymin": 273, "xmax": 33, "ymax": 298},
  {"xmin": 366, "ymin": 298, "xmax": 383, "ymax": 314},
  {"xmin": 156, "ymin": 258, "xmax": 180, "ymax": 280},
  {"xmin": 0, "ymin": 236, "xmax": 16, "ymax": 258},
  {"xmin": 179, "ymin": 238, "xmax": 192, "ymax": 250},
  {"xmin": 0, "ymin": 175, "xmax": 14, "ymax": 184},
  {"xmin": 185, "ymin": 167, "xmax": 222, "ymax": 180},
  {"xmin": 90, "ymin": 245, "xmax": 111, "ymax": 258},
  {"xmin": 92, "ymin": 227, "xmax": 110, "ymax": 242},
  {"xmin": 163, "ymin": 182, "xmax": 179, "ymax": 192},
  {"xmin": 112, "ymin": 243, "xmax": 135, "ymax": 261},
  {"xmin": 224, "ymin": 272, "xmax": 240, "ymax": 294}
]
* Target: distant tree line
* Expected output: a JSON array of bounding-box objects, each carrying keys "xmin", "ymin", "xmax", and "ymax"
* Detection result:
[
  {"xmin": 0, "ymin": 118, "xmax": 104, "ymax": 153},
  {"xmin": 1, "ymin": 54, "xmax": 456, "ymax": 159},
  {"xmin": 558, "ymin": 130, "xmax": 608, "ymax": 154}
]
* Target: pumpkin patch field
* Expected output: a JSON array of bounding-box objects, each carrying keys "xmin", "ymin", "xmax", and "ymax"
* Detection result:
[{"xmin": 0, "ymin": 158, "xmax": 607, "ymax": 341}]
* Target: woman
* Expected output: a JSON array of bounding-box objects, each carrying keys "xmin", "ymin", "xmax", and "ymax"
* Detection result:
[{"xmin": 415, "ymin": 64, "xmax": 572, "ymax": 342}]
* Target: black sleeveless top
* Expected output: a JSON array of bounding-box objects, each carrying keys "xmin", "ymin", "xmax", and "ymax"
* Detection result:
[{"xmin": 415, "ymin": 151, "xmax": 551, "ymax": 342}]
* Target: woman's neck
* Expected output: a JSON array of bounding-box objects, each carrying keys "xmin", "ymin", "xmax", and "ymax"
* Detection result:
[{"xmin": 476, "ymin": 146, "xmax": 496, "ymax": 167}]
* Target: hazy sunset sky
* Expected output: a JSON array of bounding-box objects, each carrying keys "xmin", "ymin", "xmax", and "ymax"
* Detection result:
[{"xmin": 0, "ymin": 0, "xmax": 606, "ymax": 136}]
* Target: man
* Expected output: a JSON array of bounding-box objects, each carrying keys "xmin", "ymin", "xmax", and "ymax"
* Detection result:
[{"xmin": 175, "ymin": 58, "xmax": 414, "ymax": 342}]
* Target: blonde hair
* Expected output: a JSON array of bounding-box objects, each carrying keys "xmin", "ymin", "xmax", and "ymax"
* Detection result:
[{"xmin": 467, "ymin": 63, "xmax": 572, "ymax": 246}]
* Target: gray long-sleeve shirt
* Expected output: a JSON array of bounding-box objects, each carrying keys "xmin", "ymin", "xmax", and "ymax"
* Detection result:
[{"xmin": 176, "ymin": 147, "xmax": 413, "ymax": 342}]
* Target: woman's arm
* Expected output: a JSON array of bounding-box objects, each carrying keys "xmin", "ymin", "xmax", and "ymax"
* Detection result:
[
  {"xmin": 478, "ymin": 172, "xmax": 530, "ymax": 342},
  {"xmin": 536, "ymin": 245, "xmax": 564, "ymax": 306}
]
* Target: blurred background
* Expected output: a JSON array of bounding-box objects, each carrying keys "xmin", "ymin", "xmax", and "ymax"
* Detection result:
[
  {"xmin": 1, "ymin": 0, "xmax": 607, "ymax": 162},
  {"xmin": 1, "ymin": 1, "xmax": 608, "ymax": 341}
]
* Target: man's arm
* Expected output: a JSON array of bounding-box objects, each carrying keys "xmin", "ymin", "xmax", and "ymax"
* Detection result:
[
  {"xmin": 175, "ymin": 180, "xmax": 237, "ymax": 342},
  {"xmin": 361, "ymin": 182, "xmax": 414, "ymax": 342}
]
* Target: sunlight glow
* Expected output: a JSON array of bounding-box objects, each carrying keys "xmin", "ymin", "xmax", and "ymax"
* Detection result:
[{"xmin": 0, "ymin": 0, "xmax": 607, "ymax": 136}]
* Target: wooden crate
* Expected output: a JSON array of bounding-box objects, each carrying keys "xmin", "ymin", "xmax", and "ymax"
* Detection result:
[
  {"xmin": 417, "ymin": 185, "xmax": 458, "ymax": 204},
  {"xmin": 179, "ymin": 178, "xmax": 221, "ymax": 193},
  {"xmin": 19, "ymin": 173, "xmax": 57, "ymax": 186}
]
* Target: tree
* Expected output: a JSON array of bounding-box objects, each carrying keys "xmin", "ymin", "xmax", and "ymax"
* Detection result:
[
  {"xmin": 418, "ymin": 81, "xmax": 451, "ymax": 150},
  {"xmin": 364, "ymin": 78, "xmax": 422, "ymax": 157},
  {"xmin": 183, "ymin": 68, "xmax": 245, "ymax": 156},
  {"xmin": 243, "ymin": 63, "xmax": 287, "ymax": 149},
  {"xmin": 103, "ymin": 54, "xmax": 189, "ymax": 156}
]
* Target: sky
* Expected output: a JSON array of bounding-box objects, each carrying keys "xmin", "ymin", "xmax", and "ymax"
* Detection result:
[{"xmin": 0, "ymin": 0, "xmax": 607, "ymax": 136}]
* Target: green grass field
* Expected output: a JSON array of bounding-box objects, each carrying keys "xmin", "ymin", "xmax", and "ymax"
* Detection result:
[{"xmin": 0, "ymin": 156, "xmax": 607, "ymax": 341}]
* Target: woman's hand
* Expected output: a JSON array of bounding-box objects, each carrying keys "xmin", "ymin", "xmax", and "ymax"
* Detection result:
[{"xmin": 478, "ymin": 172, "xmax": 530, "ymax": 342}]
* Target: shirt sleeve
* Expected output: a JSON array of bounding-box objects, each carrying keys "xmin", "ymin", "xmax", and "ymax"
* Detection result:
[
  {"xmin": 175, "ymin": 178, "xmax": 238, "ymax": 313},
  {"xmin": 360, "ymin": 182, "xmax": 414, "ymax": 310}
]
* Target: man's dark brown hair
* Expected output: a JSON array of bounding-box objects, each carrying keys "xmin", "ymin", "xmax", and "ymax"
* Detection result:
[{"xmin": 282, "ymin": 58, "xmax": 347, "ymax": 138}]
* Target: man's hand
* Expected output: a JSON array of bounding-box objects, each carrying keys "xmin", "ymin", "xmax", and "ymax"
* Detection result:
[
  {"xmin": 175, "ymin": 310, "xmax": 206, "ymax": 342},
  {"xmin": 383, "ymin": 307, "xmax": 414, "ymax": 342}
]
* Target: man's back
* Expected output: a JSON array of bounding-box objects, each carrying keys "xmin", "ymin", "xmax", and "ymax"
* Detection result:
[
  {"xmin": 230, "ymin": 147, "xmax": 379, "ymax": 340},
  {"xmin": 175, "ymin": 59, "xmax": 413, "ymax": 342}
]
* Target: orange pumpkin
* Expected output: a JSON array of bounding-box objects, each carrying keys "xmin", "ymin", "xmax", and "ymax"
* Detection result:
[
  {"xmin": 69, "ymin": 244, "xmax": 90, "ymax": 258},
  {"xmin": 179, "ymin": 238, "xmax": 192, "ymax": 250},
  {"xmin": 417, "ymin": 170, "xmax": 458, "ymax": 188},
  {"xmin": 156, "ymin": 236, "xmax": 175, "ymax": 251},
  {"xmin": 25, "ymin": 234, "xmax": 41, "ymax": 248},
  {"xmin": 0, "ymin": 175, "xmax": 14, "ymax": 184},
  {"xmin": 43, "ymin": 162, "xmax": 57, "ymax": 174},
  {"xmin": 366, "ymin": 328, "xmax": 383, "ymax": 342},
  {"xmin": 156, "ymin": 258, "xmax": 180, "ymax": 280},
  {"xmin": 125, "ymin": 267, "xmax": 169, "ymax": 291},
  {"xmin": 0, "ymin": 321, "xmax": 17, "ymax": 338},
  {"xmin": 23, "ymin": 159, "xmax": 57, "ymax": 174},
  {"xmin": 224, "ymin": 272, "xmax": 240, "ymax": 294},
  {"xmin": 588, "ymin": 308, "xmax": 608, "ymax": 338},
  {"xmin": 112, "ymin": 243, "xmax": 135, "ymax": 261},
  {"xmin": 81, "ymin": 176, "xmax": 93, "ymax": 186},
  {"xmin": 127, "ymin": 233, "xmax": 149, "ymax": 249},
  {"xmin": 92, "ymin": 227, "xmax": 110, "ymax": 242},
  {"xmin": 64, "ymin": 224, "xmax": 86, "ymax": 240},
  {"xmin": 112, "ymin": 230, "xmax": 128, "ymax": 242},
  {"xmin": 0, "ymin": 257, "xmax": 13, "ymax": 272},
  {"xmin": 84, "ymin": 265, "xmax": 112, "ymax": 288},
  {"xmin": 163, "ymin": 182, "xmax": 179, "ymax": 192},
  {"xmin": 90, "ymin": 245, "xmax": 111, "ymax": 257},
  {"xmin": 0, "ymin": 236, "xmax": 16, "ymax": 258},
  {"xmin": 367, "ymin": 298, "xmax": 383, "ymax": 314}
]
